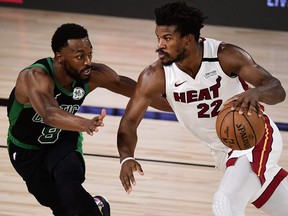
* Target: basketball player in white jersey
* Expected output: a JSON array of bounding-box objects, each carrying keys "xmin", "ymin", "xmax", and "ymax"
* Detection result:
[{"xmin": 117, "ymin": 1, "xmax": 288, "ymax": 215}]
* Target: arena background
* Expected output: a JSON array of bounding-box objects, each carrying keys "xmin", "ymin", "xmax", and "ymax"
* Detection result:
[
  {"xmin": 0, "ymin": 0, "xmax": 287, "ymax": 131},
  {"xmin": 0, "ymin": 0, "xmax": 288, "ymax": 31},
  {"xmin": 0, "ymin": 2, "xmax": 288, "ymax": 215}
]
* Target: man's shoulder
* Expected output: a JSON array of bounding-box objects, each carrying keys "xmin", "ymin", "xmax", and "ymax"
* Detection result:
[
  {"xmin": 23, "ymin": 57, "xmax": 52, "ymax": 74},
  {"xmin": 145, "ymin": 59, "xmax": 164, "ymax": 73},
  {"xmin": 139, "ymin": 60, "xmax": 165, "ymax": 86}
]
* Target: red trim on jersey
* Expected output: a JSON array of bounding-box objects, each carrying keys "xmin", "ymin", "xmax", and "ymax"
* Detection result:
[
  {"xmin": 226, "ymin": 115, "xmax": 273, "ymax": 184},
  {"xmin": 250, "ymin": 115, "xmax": 273, "ymax": 184},
  {"xmin": 226, "ymin": 156, "xmax": 236, "ymax": 167},
  {"xmin": 226, "ymin": 115, "xmax": 288, "ymax": 207},
  {"xmin": 252, "ymin": 168, "xmax": 288, "ymax": 208},
  {"xmin": 238, "ymin": 77, "xmax": 249, "ymax": 91}
]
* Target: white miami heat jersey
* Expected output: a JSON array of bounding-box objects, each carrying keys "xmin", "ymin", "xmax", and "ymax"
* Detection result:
[{"xmin": 164, "ymin": 38, "xmax": 249, "ymax": 151}]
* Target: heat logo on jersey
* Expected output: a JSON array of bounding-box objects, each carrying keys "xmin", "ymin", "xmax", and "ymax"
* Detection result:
[{"xmin": 173, "ymin": 76, "xmax": 222, "ymax": 103}]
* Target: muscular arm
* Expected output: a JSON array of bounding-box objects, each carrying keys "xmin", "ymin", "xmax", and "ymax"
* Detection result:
[
  {"xmin": 89, "ymin": 62, "xmax": 172, "ymax": 112},
  {"xmin": 218, "ymin": 43, "xmax": 286, "ymax": 113},
  {"xmin": 117, "ymin": 63, "xmax": 165, "ymax": 160},
  {"xmin": 117, "ymin": 63, "xmax": 167, "ymax": 193},
  {"xmin": 15, "ymin": 67, "xmax": 104, "ymax": 135},
  {"xmin": 89, "ymin": 63, "xmax": 136, "ymax": 97},
  {"xmin": 117, "ymin": 74, "xmax": 151, "ymax": 160}
]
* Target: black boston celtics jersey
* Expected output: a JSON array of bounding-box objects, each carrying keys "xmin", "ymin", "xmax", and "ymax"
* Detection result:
[{"xmin": 7, "ymin": 57, "xmax": 89, "ymax": 149}]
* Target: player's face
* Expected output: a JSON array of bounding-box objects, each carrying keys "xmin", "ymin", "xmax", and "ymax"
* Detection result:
[
  {"xmin": 60, "ymin": 37, "xmax": 93, "ymax": 83},
  {"xmin": 155, "ymin": 25, "xmax": 189, "ymax": 66}
]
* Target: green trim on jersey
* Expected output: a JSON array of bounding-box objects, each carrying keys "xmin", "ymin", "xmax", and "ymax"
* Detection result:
[
  {"xmin": 7, "ymin": 131, "xmax": 41, "ymax": 150},
  {"xmin": 76, "ymin": 132, "xmax": 84, "ymax": 155},
  {"xmin": 84, "ymin": 81, "xmax": 89, "ymax": 94},
  {"xmin": 7, "ymin": 99, "xmax": 41, "ymax": 149},
  {"xmin": 25, "ymin": 63, "xmax": 49, "ymax": 72},
  {"xmin": 8, "ymin": 98, "xmax": 24, "ymax": 128}
]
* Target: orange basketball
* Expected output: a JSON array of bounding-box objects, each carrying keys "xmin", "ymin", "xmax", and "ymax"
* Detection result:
[{"xmin": 215, "ymin": 104, "xmax": 265, "ymax": 150}]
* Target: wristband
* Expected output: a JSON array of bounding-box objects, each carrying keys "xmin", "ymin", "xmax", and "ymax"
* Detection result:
[{"xmin": 120, "ymin": 157, "xmax": 135, "ymax": 167}]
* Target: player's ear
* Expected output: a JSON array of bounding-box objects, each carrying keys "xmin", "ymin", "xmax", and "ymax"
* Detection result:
[
  {"xmin": 55, "ymin": 52, "xmax": 64, "ymax": 65},
  {"xmin": 184, "ymin": 34, "xmax": 193, "ymax": 45}
]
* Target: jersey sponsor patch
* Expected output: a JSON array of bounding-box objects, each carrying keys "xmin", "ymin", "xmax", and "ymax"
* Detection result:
[{"xmin": 204, "ymin": 70, "xmax": 217, "ymax": 78}]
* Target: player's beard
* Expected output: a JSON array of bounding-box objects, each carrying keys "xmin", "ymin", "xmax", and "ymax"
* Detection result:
[
  {"xmin": 157, "ymin": 47, "xmax": 188, "ymax": 66},
  {"xmin": 64, "ymin": 62, "xmax": 91, "ymax": 83}
]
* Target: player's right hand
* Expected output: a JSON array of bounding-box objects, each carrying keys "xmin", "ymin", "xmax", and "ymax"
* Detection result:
[{"xmin": 120, "ymin": 159, "xmax": 144, "ymax": 194}]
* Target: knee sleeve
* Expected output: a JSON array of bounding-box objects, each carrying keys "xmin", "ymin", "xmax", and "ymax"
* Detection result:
[{"xmin": 213, "ymin": 191, "xmax": 232, "ymax": 216}]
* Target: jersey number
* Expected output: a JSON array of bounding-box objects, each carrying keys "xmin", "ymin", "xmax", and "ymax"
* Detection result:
[
  {"xmin": 38, "ymin": 127, "xmax": 61, "ymax": 144},
  {"xmin": 197, "ymin": 99, "xmax": 222, "ymax": 118}
]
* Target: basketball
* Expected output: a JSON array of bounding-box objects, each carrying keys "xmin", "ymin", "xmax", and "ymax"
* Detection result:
[{"xmin": 215, "ymin": 104, "xmax": 265, "ymax": 150}]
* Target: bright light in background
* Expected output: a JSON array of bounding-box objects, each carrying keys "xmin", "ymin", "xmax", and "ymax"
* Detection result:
[{"xmin": 267, "ymin": 0, "xmax": 288, "ymax": 7}]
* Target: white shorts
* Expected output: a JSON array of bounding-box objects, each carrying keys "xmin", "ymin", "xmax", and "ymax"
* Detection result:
[{"xmin": 226, "ymin": 115, "xmax": 288, "ymax": 208}]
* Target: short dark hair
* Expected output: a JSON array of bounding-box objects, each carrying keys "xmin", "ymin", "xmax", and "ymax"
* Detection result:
[
  {"xmin": 154, "ymin": 1, "xmax": 206, "ymax": 41},
  {"xmin": 51, "ymin": 23, "xmax": 89, "ymax": 53}
]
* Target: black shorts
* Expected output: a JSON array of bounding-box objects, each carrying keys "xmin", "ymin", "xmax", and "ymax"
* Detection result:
[
  {"xmin": 7, "ymin": 140, "xmax": 86, "ymax": 214},
  {"xmin": 7, "ymin": 140, "xmax": 85, "ymax": 181}
]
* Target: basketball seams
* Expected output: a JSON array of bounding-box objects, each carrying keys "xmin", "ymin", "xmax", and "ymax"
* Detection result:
[
  {"xmin": 232, "ymin": 110, "xmax": 243, "ymax": 150},
  {"xmin": 218, "ymin": 111, "xmax": 229, "ymax": 146},
  {"xmin": 217, "ymin": 105, "xmax": 233, "ymax": 142},
  {"xmin": 218, "ymin": 109, "xmax": 234, "ymax": 149},
  {"xmin": 241, "ymin": 111, "xmax": 257, "ymax": 147}
]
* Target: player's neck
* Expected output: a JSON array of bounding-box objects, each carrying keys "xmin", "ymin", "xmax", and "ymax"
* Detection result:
[
  {"xmin": 176, "ymin": 43, "xmax": 203, "ymax": 78},
  {"xmin": 53, "ymin": 60, "xmax": 74, "ymax": 91}
]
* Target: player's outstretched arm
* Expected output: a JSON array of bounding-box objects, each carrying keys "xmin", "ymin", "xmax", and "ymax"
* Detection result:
[
  {"xmin": 89, "ymin": 62, "xmax": 172, "ymax": 112},
  {"xmin": 16, "ymin": 67, "xmax": 106, "ymax": 134}
]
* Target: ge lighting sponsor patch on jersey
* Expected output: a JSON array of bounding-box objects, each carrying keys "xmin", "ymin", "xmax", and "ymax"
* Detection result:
[
  {"xmin": 73, "ymin": 87, "xmax": 85, "ymax": 100},
  {"xmin": 204, "ymin": 70, "xmax": 217, "ymax": 78}
]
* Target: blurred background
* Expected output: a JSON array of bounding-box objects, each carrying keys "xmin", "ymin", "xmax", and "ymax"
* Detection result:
[
  {"xmin": 0, "ymin": 1, "xmax": 287, "ymax": 215},
  {"xmin": 1, "ymin": 0, "xmax": 288, "ymax": 31}
]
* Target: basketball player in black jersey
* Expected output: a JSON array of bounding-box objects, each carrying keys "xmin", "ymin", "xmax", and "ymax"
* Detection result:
[{"xmin": 6, "ymin": 23, "xmax": 171, "ymax": 216}]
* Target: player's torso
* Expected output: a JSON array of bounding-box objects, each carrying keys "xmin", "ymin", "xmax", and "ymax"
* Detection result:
[
  {"xmin": 164, "ymin": 38, "xmax": 248, "ymax": 148},
  {"xmin": 8, "ymin": 57, "xmax": 89, "ymax": 148}
]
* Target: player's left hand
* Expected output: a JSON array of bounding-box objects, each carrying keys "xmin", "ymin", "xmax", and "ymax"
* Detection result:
[{"xmin": 224, "ymin": 89, "xmax": 263, "ymax": 117}]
